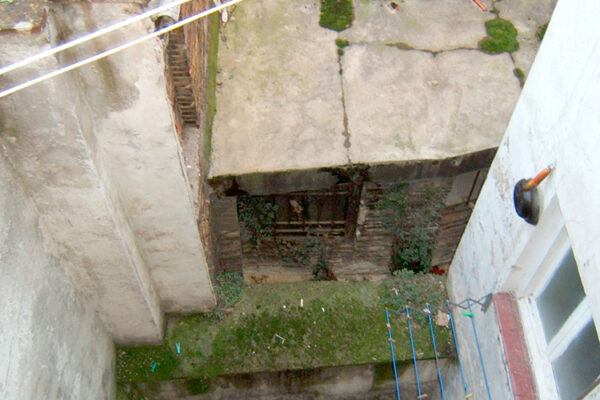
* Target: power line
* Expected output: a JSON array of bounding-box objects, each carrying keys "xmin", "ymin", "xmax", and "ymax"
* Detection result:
[
  {"xmin": 0, "ymin": 0, "xmax": 194, "ymax": 77},
  {"xmin": 0, "ymin": 0, "xmax": 245, "ymax": 99}
]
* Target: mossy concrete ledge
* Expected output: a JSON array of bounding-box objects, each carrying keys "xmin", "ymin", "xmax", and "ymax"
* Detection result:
[{"xmin": 117, "ymin": 275, "xmax": 453, "ymax": 396}]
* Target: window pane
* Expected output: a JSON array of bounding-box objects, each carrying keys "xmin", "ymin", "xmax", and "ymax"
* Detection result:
[
  {"xmin": 552, "ymin": 320, "xmax": 600, "ymax": 400},
  {"xmin": 537, "ymin": 249, "xmax": 586, "ymax": 342}
]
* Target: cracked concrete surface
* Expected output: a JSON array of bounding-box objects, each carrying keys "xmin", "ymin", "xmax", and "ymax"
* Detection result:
[{"xmin": 210, "ymin": 0, "xmax": 557, "ymax": 178}]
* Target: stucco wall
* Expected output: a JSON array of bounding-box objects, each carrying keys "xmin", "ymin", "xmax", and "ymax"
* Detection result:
[
  {"xmin": 446, "ymin": 0, "xmax": 600, "ymax": 398},
  {"xmin": 0, "ymin": 153, "xmax": 115, "ymax": 400}
]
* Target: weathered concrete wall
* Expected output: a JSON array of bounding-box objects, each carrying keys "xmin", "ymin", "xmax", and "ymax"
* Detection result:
[
  {"xmin": 0, "ymin": 153, "xmax": 115, "ymax": 400},
  {"xmin": 0, "ymin": 30, "xmax": 164, "ymax": 343},
  {"xmin": 51, "ymin": 2, "xmax": 216, "ymax": 314},
  {"xmin": 446, "ymin": 0, "xmax": 600, "ymax": 397},
  {"xmin": 0, "ymin": 1, "xmax": 215, "ymax": 343},
  {"xmin": 125, "ymin": 361, "xmax": 448, "ymax": 399}
]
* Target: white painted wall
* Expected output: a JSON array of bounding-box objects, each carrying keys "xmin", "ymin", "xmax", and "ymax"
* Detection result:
[
  {"xmin": 0, "ymin": 153, "xmax": 114, "ymax": 400},
  {"xmin": 447, "ymin": 0, "xmax": 600, "ymax": 398}
]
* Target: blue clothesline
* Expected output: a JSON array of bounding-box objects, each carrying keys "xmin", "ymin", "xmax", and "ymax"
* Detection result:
[{"xmin": 384, "ymin": 298, "xmax": 491, "ymax": 400}]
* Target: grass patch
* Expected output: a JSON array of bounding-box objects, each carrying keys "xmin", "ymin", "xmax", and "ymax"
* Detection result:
[
  {"xmin": 116, "ymin": 345, "xmax": 179, "ymax": 383},
  {"xmin": 513, "ymin": 68, "xmax": 525, "ymax": 87},
  {"xmin": 479, "ymin": 18, "xmax": 519, "ymax": 54},
  {"xmin": 185, "ymin": 378, "xmax": 210, "ymax": 395},
  {"xmin": 117, "ymin": 276, "xmax": 451, "ymax": 385},
  {"xmin": 536, "ymin": 22, "xmax": 548, "ymax": 41},
  {"xmin": 319, "ymin": 0, "xmax": 354, "ymax": 32}
]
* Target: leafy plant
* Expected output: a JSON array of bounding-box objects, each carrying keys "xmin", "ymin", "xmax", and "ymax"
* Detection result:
[
  {"xmin": 237, "ymin": 195, "xmax": 278, "ymax": 244},
  {"xmin": 479, "ymin": 18, "xmax": 519, "ymax": 54},
  {"xmin": 313, "ymin": 254, "xmax": 334, "ymax": 281},
  {"xmin": 319, "ymin": 0, "xmax": 354, "ymax": 32},
  {"xmin": 214, "ymin": 272, "xmax": 244, "ymax": 309},
  {"xmin": 377, "ymin": 184, "xmax": 445, "ymax": 273}
]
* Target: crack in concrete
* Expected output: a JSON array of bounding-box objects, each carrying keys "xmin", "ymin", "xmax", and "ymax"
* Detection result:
[
  {"xmin": 337, "ymin": 53, "xmax": 352, "ymax": 163},
  {"xmin": 384, "ymin": 42, "xmax": 485, "ymax": 56}
]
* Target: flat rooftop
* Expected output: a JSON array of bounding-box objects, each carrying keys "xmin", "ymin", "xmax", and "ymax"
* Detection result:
[{"xmin": 209, "ymin": 0, "xmax": 556, "ymax": 178}]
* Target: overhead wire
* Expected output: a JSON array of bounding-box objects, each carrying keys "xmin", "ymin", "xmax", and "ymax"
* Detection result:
[
  {"xmin": 0, "ymin": 0, "xmax": 245, "ymax": 99},
  {"xmin": 0, "ymin": 0, "xmax": 195, "ymax": 77}
]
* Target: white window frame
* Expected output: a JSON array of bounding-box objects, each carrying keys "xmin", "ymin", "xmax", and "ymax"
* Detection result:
[{"xmin": 515, "ymin": 205, "xmax": 599, "ymax": 400}]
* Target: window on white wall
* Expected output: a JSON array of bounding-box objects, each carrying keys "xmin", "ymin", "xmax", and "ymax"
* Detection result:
[
  {"xmin": 534, "ymin": 247, "xmax": 600, "ymax": 400},
  {"xmin": 519, "ymin": 221, "xmax": 600, "ymax": 400}
]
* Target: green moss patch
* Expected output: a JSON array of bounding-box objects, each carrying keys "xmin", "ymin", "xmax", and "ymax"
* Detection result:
[
  {"xmin": 536, "ymin": 22, "xmax": 548, "ymax": 41},
  {"xmin": 319, "ymin": 0, "xmax": 354, "ymax": 32},
  {"xmin": 335, "ymin": 38, "xmax": 350, "ymax": 48},
  {"xmin": 479, "ymin": 18, "xmax": 519, "ymax": 54},
  {"xmin": 513, "ymin": 68, "xmax": 525, "ymax": 87},
  {"xmin": 117, "ymin": 276, "xmax": 451, "ymax": 385}
]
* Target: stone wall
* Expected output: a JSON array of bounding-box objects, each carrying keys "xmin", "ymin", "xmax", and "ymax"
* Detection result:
[{"xmin": 0, "ymin": 153, "xmax": 115, "ymax": 400}]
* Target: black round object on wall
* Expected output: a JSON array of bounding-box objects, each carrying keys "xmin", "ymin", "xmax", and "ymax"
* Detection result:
[{"xmin": 513, "ymin": 179, "xmax": 539, "ymax": 225}]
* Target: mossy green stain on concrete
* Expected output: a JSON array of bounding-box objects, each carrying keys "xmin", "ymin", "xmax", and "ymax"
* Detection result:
[
  {"xmin": 320, "ymin": 0, "xmax": 354, "ymax": 32},
  {"xmin": 117, "ymin": 276, "xmax": 451, "ymax": 384},
  {"xmin": 479, "ymin": 18, "xmax": 519, "ymax": 54}
]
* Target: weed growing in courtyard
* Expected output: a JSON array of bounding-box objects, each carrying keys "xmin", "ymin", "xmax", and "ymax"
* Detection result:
[
  {"xmin": 376, "ymin": 184, "xmax": 445, "ymax": 273},
  {"xmin": 237, "ymin": 194, "xmax": 278, "ymax": 245},
  {"xmin": 214, "ymin": 272, "xmax": 244, "ymax": 309}
]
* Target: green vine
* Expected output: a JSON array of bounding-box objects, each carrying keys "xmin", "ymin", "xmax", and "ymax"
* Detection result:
[
  {"xmin": 237, "ymin": 194, "xmax": 278, "ymax": 245},
  {"xmin": 237, "ymin": 195, "xmax": 334, "ymax": 279},
  {"xmin": 376, "ymin": 184, "xmax": 445, "ymax": 273}
]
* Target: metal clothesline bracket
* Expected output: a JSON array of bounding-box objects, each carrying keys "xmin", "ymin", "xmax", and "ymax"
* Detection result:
[{"xmin": 447, "ymin": 293, "xmax": 493, "ymax": 312}]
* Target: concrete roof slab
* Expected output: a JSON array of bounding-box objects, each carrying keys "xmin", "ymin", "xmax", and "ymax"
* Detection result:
[
  {"xmin": 344, "ymin": 46, "xmax": 521, "ymax": 164},
  {"xmin": 340, "ymin": 0, "xmax": 490, "ymax": 51},
  {"xmin": 210, "ymin": 0, "xmax": 347, "ymax": 177}
]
